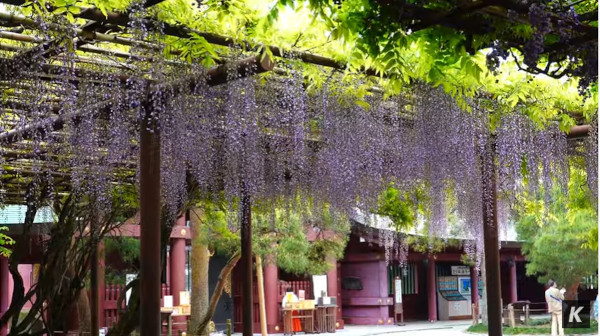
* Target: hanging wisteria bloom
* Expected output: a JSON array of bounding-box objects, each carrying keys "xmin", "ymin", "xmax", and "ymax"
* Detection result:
[{"xmin": 0, "ymin": 6, "xmax": 594, "ymax": 269}]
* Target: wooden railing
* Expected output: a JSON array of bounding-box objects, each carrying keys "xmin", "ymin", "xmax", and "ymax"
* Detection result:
[
  {"xmin": 233, "ymin": 280, "xmax": 313, "ymax": 332},
  {"xmin": 103, "ymin": 283, "xmax": 170, "ymax": 329},
  {"xmin": 278, "ymin": 281, "xmax": 313, "ymax": 301},
  {"xmin": 104, "ymin": 283, "xmax": 125, "ymax": 328}
]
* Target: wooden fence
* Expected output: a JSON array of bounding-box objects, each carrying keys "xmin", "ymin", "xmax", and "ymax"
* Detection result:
[{"xmin": 103, "ymin": 283, "xmax": 170, "ymax": 329}]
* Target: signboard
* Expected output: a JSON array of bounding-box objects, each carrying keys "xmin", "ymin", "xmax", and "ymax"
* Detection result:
[
  {"xmin": 312, "ymin": 275, "xmax": 328, "ymax": 299},
  {"xmin": 458, "ymin": 277, "xmax": 471, "ymax": 294},
  {"xmin": 451, "ymin": 266, "xmax": 470, "ymax": 276},
  {"xmin": 394, "ymin": 276, "xmax": 404, "ymax": 325},
  {"xmin": 394, "ymin": 278, "xmax": 402, "ymax": 304}
]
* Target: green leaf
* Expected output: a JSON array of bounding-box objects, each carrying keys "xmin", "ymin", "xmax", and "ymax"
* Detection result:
[
  {"xmin": 97, "ymin": 3, "xmax": 108, "ymax": 18},
  {"xmin": 53, "ymin": 6, "xmax": 67, "ymax": 14},
  {"xmin": 68, "ymin": 6, "xmax": 81, "ymax": 14},
  {"xmin": 559, "ymin": 114, "xmax": 576, "ymax": 132},
  {"xmin": 355, "ymin": 100, "xmax": 370, "ymax": 109}
]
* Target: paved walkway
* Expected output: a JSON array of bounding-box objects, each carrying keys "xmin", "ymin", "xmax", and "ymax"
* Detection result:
[
  {"xmin": 228, "ymin": 320, "xmax": 473, "ymax": 336},
  {"xmin": 226, "ymin": 315, "xmax": 599, "ymax": 336}
]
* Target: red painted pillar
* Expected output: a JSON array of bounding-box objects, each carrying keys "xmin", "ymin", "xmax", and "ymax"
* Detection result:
[
  {"xmin": 377, "ymin": 260, "xmax": 391, "ymax": 325},
  {"xmin": 337, "ymin": 261, "xmax": 344, "ymax": 328},
  {"xmin": 326, "ymin": 256, "xmax": 343, "ymax": 328},
  {"xmin": 1, "ymin": 256, "xmax": 9, "ymax": 336},
  {"xmin": 263, "ymin": 256, "xmax": 279, "ymax": 333},
  {"xmin": 170, "ymin": 215, "xmax": 188, "ymax": 332},
  {"xmin": 170, "ymin": 216, "xmax": 187, "ymax": 307},
  {"xmin": 509, "ymin": 259, "xmax": 518, "ymax": 303},
  {"xmin": 427, "ymin": 256, "xmax": 437, "ymax": 322},
  {"xmin": 470, "ymin": 266, "xmax": 479, "ymax": 312}
]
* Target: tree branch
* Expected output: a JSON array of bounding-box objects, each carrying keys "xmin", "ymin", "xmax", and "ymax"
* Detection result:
[{"xmin": 195, "ymin": 251, "xmax": 241, "ymax": 336}]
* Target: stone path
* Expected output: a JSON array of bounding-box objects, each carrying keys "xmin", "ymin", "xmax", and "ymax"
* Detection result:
[{"xmin": 228, "ymin": 320, "xmax": 473, "ymax": 336}]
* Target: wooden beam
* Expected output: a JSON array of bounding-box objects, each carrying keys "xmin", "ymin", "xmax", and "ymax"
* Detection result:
[{"xmin": 0, "ymin": 99, "xmax": 114, "ymax": 143}]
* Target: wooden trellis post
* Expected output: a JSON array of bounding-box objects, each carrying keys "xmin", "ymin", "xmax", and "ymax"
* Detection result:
[
  {"xmin": 240, "ymin": 184, "xmax": 253, "ymax": 336},
  {"xmin": 139, "ymin": 102, "xmax": 162, "ymax": 336},
  {"xmin": 481, "ymin": 138, "xmax": 502, "ymax": 336}
]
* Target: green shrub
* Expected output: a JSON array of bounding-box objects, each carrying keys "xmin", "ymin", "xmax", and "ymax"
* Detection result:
[{"xmin": 467, "ymin": 320, "xmax": 598, "ymax": 335}]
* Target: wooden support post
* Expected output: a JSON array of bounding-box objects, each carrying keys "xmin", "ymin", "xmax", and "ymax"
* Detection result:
[
  {"xmin": 241, "ymin": 185, "xmax": 253, "ymax": 336},
  {"xmin": 97, "ymin": 242, "xmax": 105, "ymax": 330},
  {"xmin": 427, "ymin": 255, "xmax": 437, "ymax": 322},
  {"xmin": 91, "ymin": 242, "xmax": 99, "ymax": 336},
  {"xmin": 140, "ymin": 102, "xmax": 162, "ymax": 336},
  {"xmin": 264, "ymin": 257, "xmax": 279, "ymax": 333},
  {"xmin": 256, "ymin": 255, "xmax": 267, "ymax": 336},
  {"xmin": 525, "ymin": 304, "xmax": 530, "ymax": 325},
  {"xmin": 509, "ymin": 259, "xmax": 518, "ymax": 303},
  {"xmin": 481, "ymin": 139, "xmax": 502, "ymax": 336},
  {"xmin": 170, "ymin": 216, "xmax": 186, "ymax": 333}
]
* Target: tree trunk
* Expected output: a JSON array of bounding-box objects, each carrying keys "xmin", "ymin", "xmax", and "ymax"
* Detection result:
[
  {"xmin": 565, "ymin": 282, "xmax": 580, "ymax": 301},
  {"xmin": 190, "ymin": 208, "xmax": 210, "ymax": 336},
  {"xmin": 480, "ymin": 254, "xmax": 488, "ymax": 325},
  {"xmin": 195, "ymin": 251, "xmax": 241, "ymax": 335},
  {"xmin": 76, "ymin": 289, "xmax": 92, "ymax": 334}
]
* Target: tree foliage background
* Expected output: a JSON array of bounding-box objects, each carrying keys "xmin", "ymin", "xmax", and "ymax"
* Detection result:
[{"xmin": 514, "ymin": 160, "xmax": 597, "ymax": 293}]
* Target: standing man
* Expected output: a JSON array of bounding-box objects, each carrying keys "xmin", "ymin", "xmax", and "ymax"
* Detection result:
[{"xmin": 545, "ymin": 279, "xmax": 566, "ymax": 336}]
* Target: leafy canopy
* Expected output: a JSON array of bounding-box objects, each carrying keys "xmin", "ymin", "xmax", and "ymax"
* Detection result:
[
  {"xmin": 2, "ymin": 0, "xmax": 596, "ymax": 126},
  {"xmin": 0, "ymin": 226, "xmax": 14, "ymax": 257},
  {"xmin": 514, "ymin": 161, "xmax": 598, "ymax": 288}
]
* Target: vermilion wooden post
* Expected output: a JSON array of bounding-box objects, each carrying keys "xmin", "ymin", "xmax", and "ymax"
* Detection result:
[
  {"xmin": 263, "ymin": 258, "xmax": 279, "ymax": 333},
  {"xmin": 140, "ymin": 102, "xmax": 162, "ymax": 336},
  {"xmin": 427, "ymin": 255, "xmax": 437, "ymax": 322},
  {"xmin": 326, "ymin": 256, "xmax": 341, "ymax": 327},
  {"xmin": 170, "ymin": 216, "xmax": 187, "ymax": 332},
  {"xmin": 170, "ymin": 216, "xmax": 187, "ymax": 306},
  {"xmin": 509, "ymin": 259, "xmax": 518, "ymax": 303},
  {"xmin": 481, "ymin": 139, "xmax": 502, "ymax": 336}
]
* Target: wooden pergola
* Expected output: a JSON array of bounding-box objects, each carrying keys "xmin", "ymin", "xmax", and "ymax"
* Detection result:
[{"xmin": 0, "ymin": 1, "xmax": 594, "ymax": 336}]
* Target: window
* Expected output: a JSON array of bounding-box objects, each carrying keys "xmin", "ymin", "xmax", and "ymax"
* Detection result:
[{"xmin": 388, "ymin": 263, "xmax": 417, "ymax": 295}]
